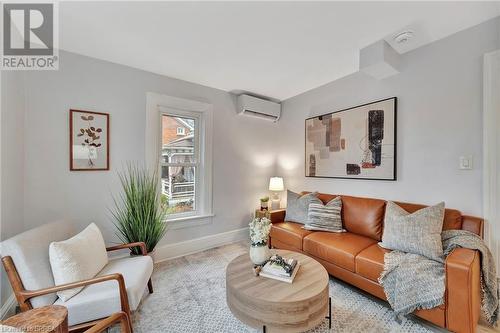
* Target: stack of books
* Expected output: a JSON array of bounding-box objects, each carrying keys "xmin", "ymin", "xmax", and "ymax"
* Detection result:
[{"xmin": 260, "ymin": 255, "xmax": 300, "ymax": 283}]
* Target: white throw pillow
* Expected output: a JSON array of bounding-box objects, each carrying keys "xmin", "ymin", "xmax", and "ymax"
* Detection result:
[{"xmin": 49, "ymin": 223, "xmax": 109, "ymax": 302}]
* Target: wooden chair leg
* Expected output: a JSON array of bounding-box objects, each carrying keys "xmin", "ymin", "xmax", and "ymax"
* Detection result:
[{"xmin": 147, "ymin": 278, "xmax": 153, "ymax": 294}]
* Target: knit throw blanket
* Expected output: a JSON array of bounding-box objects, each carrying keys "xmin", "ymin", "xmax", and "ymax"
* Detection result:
[{"xmin": 379, "ymin": 229, "xmax": 499, "ymax": 326}]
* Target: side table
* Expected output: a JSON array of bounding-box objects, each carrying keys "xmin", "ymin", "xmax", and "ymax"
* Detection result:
[
  {"xmin": 255, "ymin": 209, "xmax": 285, "ymax": 219},
  {"xmin": 1, "ymin": 305, "xmax": 68, "ymax": 333}
]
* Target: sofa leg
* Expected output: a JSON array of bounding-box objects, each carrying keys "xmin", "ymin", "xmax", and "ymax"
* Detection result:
[{"xmin": 147, "ymin": 278, "xmax": 153, "ymax": 294}]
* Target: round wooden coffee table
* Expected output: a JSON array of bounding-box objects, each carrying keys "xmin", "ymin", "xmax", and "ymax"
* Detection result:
[{"xmin": 226, "ymin": 249, "xmax": 330, "ymax": 332}]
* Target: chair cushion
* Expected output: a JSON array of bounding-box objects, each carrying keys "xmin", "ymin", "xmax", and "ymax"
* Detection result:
[
  {"xmin": 270, "ymin": 222, "xmax": 313, "ymax": 250},
  {"xmin": 1, "ymin": 220, "xmax": 75, "ymax": 307},
  {"xmin": 341, "ymin": 196, "xmax": 386, "ymax": 241},
  {"xmin": 55, "ymin": 255, "xmax": 153, "ymax": 326},
  {"xmin": 355, "ymin": 243, "xmax": 390, "ymax": 282},
  {"xmin": 49, "ymin": 223, "xmax": 109, "ymax": 301},
  {"xmin": 303, "ymin": 232, "xmax": 376, "ymax": 272}
]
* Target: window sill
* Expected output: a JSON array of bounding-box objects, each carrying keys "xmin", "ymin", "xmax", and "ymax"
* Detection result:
[{"xmin": 165, "ymin": 213, "xmax": 215, "ymax": 230}]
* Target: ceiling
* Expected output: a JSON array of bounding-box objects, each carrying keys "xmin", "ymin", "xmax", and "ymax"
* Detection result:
[{"xmin": 59, "ymin": 2, "xmax": 500, "ymax": 100}]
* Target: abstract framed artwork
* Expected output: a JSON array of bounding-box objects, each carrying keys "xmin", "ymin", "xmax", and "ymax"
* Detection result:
[
  {"xmin": 70, "ymin": 109, "xmax": 110, "ymax": 171},
  {"xmin": 305, "ymin": 97, "xmax": 397, "ymax": 180}
]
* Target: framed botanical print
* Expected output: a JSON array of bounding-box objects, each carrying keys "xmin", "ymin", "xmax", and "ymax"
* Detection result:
[
  {"xmin": 305, "ymin": 97, "xmax": 397, "ymax": 180},
  {"xmin": 70, "ymin": 109, "xmax": 109, "ymax": 171}
]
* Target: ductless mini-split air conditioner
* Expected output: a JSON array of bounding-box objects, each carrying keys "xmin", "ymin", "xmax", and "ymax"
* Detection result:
[{"xmin": 237, "ymin": 94, "xmax": 281, "ymax": 122}]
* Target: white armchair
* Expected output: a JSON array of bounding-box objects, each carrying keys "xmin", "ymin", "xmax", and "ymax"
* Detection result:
[{"xmin": 1, "ymin": 220, "xmax": 154, "ymax": 332}]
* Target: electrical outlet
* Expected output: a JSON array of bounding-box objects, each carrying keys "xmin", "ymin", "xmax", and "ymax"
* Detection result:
[{"xmin": 459, "ymin": 156, "xmax": 473, "ymax": 170}]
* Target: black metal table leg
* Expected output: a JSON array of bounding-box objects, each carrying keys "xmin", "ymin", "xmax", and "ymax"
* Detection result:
[
  {"xmin": 325, "ymin": 296, "xmax": 332, "ymax": 329},
  {"xmin": 263, "ymin": 325, "xmax": 266, "ymax": 333}
]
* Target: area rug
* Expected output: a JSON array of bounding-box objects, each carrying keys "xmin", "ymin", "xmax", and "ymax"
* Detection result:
[{"xmin": 118, "ymin": 242, "xmax": 440, "ymax": 333}]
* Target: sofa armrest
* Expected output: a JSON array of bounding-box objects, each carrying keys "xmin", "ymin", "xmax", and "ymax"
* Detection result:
[
  {"xmin": 445, "ymin": 248, "xmax": 481, "ymax": 333},
  {"xmin": 462, "ymin": 215, "xmax": 484, "ymax": 238},
  {"xmin": 107, "ymin": 241, "xmax": 148, "ymax": 255},
  {"xmin": 269, "ymin": 209, "xmax": 286, "ymax": 223}
]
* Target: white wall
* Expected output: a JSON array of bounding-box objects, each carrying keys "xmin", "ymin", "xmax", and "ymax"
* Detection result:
[
  {"xmin": 20, "ymin": 51, "xmax": 278, "ymax": 245},
  {"xmin": 276, "ymin": 17, "xmax": 500, "ymax": 216},
  {"xmin": 1, "ymin": 71, "xmax": 26, "ymax": 304}
]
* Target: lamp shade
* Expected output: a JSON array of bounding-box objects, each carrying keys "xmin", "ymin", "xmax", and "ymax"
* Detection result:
[{"xmin": 269, "ymin": 177, "xmax": 284, "ymax": 191}]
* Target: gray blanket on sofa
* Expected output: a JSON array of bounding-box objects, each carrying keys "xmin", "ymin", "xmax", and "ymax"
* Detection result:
[{"xmin": 379, "ymin": 229, "xmax": 499, "ymax": 326}]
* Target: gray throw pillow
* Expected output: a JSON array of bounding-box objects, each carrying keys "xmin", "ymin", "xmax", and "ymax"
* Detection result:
[
  {"xmin": 285, "ymin": 191, "xmax": 319, "ymax": 224},
  {"xmin": 380, "ymin": 201, "xmax": 445, "ymax": 262},
  {"xmin": 304, "ymin": 196, "xmax": 345, "ymax": 233}
]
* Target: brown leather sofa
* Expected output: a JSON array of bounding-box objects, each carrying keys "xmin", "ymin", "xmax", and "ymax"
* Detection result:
[{"xmin": 268, "ymin": 193, "xmax": 483, "ymax": 333}]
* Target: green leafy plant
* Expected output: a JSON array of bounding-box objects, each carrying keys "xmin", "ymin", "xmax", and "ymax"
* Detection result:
[
  {"xmin": 111, "ymin": 164, "xmax": 168, "ymax": 255},
  {"xmin": 260, "ymin": 196, "xmax": 270, "ymax": 202}
]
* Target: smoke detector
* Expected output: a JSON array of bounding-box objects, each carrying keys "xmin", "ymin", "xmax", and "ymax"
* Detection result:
[{"xmin": 393, "ymin": 31, "xmax": 414, "ymax": 44}]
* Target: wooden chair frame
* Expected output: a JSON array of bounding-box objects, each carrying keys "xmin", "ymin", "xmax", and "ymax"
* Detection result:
[
  {"xmin": 84, "ymin": 311, "xmax": 131, "ymax": 333},
  {"xmin": 2, "ymin": 241, "xmax": 154, "ymax": 333}
]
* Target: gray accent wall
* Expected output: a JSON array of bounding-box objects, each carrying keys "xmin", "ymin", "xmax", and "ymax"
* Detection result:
[
  {"xmin": 276, "ymin": 17, "xmax": 500, "ymax": 216},
  {"xmin": 0, "ymin": 51, "xmax": 279, "ymax": 306},
  {"xmin": 1, "ymin": 71, "xmax": 26, "ymax": 304},
  {"xmin": 19, "ymin": 51, "xmax": 278, "ymax": 241}
]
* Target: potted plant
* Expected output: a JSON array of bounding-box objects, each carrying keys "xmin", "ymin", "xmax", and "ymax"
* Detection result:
[
  {"xmin": 260, "ymin": 196, "xmax": 269, "ymax": 211},
  {"xmin": 111, "ymin": 164, "xmax": 168, "ymax": 258},
  {"xmin": 249, "ymin": 217, "xmax": 271, "ymax": 265}
]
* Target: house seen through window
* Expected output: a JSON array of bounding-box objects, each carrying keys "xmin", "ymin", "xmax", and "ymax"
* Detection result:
[{"xmin": 161, "ymin": 114, "xmax": 197, "ymax": 215}]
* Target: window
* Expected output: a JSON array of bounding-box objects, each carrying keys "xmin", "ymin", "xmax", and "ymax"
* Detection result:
[
  {"xmin": 176, "ymin": 127, "xmax": 185, "ymax": 135},
  {"xmin": 146, "ymin": 92, "xmax": 213, "ymax": 225},
  {"xmin": 161, "ymin": 114, "xmax": 198, "ymax": 216}
]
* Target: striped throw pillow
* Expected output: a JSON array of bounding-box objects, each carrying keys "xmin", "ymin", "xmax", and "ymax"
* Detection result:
[{"xmin": 304, "ymin": 196, "xmax": 345, "ymax": 232}]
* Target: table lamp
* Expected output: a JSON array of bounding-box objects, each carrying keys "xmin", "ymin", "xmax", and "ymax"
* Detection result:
[{"xmin": 269, "ymin": 177, "xmax": 284, "ymax": 210}]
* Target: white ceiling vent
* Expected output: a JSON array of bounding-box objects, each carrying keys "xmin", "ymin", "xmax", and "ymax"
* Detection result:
[{"xmin": 237, "ymin": 94, "xmax": 281, "ymax": 122}]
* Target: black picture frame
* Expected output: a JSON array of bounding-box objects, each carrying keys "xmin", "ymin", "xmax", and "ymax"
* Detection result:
[{"xmin": 304, "ymin": 97, "xmax": 397, "ymax": 181}]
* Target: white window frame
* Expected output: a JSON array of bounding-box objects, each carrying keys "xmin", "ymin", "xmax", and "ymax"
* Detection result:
[
  {"xmin": 146, "ymin": 92, "xmax": 213, "ymax": 228},
  {"xmin": 176, "ymin": 127, "xmax": 185, "ymax": 135},
  {"xmin": 161, "ymin": 110, "xmax": 200, "ymax": 219}
]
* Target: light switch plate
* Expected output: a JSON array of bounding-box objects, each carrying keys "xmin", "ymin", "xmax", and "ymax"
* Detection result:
[{"xmin": 459, "ymin": 156, "xmax": 473, "ymax": 170}]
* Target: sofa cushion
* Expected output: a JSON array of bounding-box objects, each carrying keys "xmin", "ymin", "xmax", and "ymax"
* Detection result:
[
  {"xmin": 316, "ymin": 193, "xmax": 340, "ymax": 204},
  {"xmin": 355, "ymin": 243, "xmax": 390, "ymax": 282},
  {"xmin": 284, "ymin": 191, "xmax": 319, "ymax": 224},
  {"xmin": 1, "ymin": 220, "xmax": 76, "ymax": 307},
  {"xmin": 49, "ymin": 223, "xmax": 109, "ymax": 301},
  {"xmin": 270, "ymin": 222, "xmax": 313, "ymax": 250},
  {"xmin": 303, "ymin": 232, "xmax": 376, "ymax": 272},
  {"xmin": 394, "ymin": 201, "xmax": 462, "ymax": 231},
  {"xmin": 380, "ymin": 201, "xmax": 445, "ymax": 262},
  {"xmin": 304, "ymin": 196, "xmax": 344, "ymax": 232},
  {"xmin": 54, "ymin": 255, "xmax": 153, "ymax": 326},
  {"xmin": 341, "ymin": 196, "xmax": 386, "ymax": 241}
]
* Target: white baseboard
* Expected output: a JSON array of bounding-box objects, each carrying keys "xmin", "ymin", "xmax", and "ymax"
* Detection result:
[
  {"xmin": 1, "ymin": 294, "xmax": 16, "ymax": 319},
  {"xmin": 154, "ymin": 227, "xmax": 248, "ymax": 262}
]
